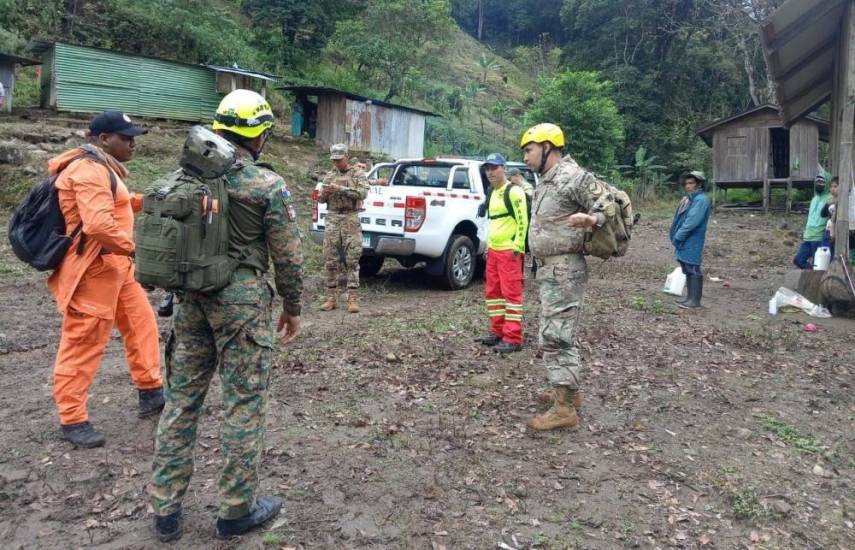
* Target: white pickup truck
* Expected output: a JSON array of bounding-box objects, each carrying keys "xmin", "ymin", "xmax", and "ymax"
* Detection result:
[{"xmin": 309, "ymin": 158, "xmax": 537, "ymax": 289}]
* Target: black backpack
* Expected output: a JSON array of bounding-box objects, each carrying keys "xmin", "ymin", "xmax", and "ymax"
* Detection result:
[
  {"xmin": 8, "ymin": 151, "xmax": 116, "ymax": 271},
  {"xmin": 485, "ymin": 182, "xmax": 531, "ymax": 252}
]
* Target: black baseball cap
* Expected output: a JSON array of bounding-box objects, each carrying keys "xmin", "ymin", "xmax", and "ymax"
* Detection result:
[{"xmin": 89, "ymin": 111, "xmax": 148, "ymax": 137}]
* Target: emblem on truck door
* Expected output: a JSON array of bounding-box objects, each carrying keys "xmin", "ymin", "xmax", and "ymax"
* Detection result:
[{"xmin": 430, "ymin": 199, "xmax": 445, "ymax": 207}]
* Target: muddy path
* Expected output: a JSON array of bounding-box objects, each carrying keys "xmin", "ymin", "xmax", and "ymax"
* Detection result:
[{"xmin": 0, "ymin": 211, "xmax": 851, "ymax": 549}]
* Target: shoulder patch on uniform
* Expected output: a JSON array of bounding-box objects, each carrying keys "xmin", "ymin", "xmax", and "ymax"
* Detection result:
[{"xmin": 280, "ymin": 183, "xmax": 296, "ymax": 221}]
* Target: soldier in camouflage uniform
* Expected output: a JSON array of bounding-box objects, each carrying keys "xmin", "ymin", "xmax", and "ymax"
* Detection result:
[
  {"xmin": 521, "ymin": 123, "xmax": 609, "ymax": 431},
  {"xmin": 149, "ymin": 90, "xmax": 303, "ymax": 542},
  {"xmin": 319, "ymin": 143, "xmax": 369, "ymax": 313}
]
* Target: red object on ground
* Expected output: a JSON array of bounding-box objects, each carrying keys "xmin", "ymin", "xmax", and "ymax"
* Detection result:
[{"xmin": 804, "ymin": 323, "xmax": 818, "ymax": 333}]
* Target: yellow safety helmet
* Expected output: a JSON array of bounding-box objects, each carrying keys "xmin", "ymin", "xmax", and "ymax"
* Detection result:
[
  {"xmin": 212, "ymin": 89, "xmax": 274, "ymax": 139},
  {"xmin": 520, "ymin": 123, "xmax": 565, "ymax": 148}
]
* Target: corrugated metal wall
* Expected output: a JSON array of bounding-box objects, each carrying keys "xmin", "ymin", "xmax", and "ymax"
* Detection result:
[
  {"xmin": 344, "ymin": 98, "xmax": 425, "ymax": 158},
  {"xmin": 312, "ymin": 92, "xmax": 427, "ymax": 158},
  {"xmin": 51, "ymin": 43, "xmax": 220, "ymax": 121}
]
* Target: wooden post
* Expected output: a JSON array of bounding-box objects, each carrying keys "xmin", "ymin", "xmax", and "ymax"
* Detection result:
[
  {"xmin": 711, "ymin": 180, "xmax": 717, "ymax": 213},
  {"xmin": 763, "ymin": 178, "xmax": 770, "ymax": 213},
  {"xmin": 786, "ymin": 178, "xmax": 793, "ymax": 215},
  {"xmin": 833, "ymin": 1, "xmax": 854, "ymax": 261}
]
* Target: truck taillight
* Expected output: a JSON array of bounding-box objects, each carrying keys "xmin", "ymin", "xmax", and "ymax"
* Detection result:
[
  {"xmin": 311, "ymin": 189, "xmax": 319, "ymax": 223},
  {"xmin": 404, "ymin": 196, "xmax": 426, "ymax": 232}
]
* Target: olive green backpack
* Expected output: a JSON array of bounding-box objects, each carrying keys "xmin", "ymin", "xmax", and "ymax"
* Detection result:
[{"xmin": 134, "ymin": 126, "xmax": 239, "ymax": 293}]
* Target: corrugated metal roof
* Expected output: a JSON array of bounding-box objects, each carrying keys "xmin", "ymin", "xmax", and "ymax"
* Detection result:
[
  {"xmin": 760, "ymin": 0, "xmax": 848, "ymax": 124},
  {"xmin": 53, "ymin": 43, "xmax": 220, "ymax": 121},
  {"xmin": 279, "ymin": 85, "xmax": 439, "ymax": 117},
  {"xmin": 205, "ymin": 64, "xmax": 279, "ymax": 81}
]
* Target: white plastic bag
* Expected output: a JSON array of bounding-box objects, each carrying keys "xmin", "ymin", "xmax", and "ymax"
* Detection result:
[
  {"xmin": 768, "ymin": 287, "xmax": 832, "ymax": 318},
  {"xmin": 663, "ymin": 267, "xmax": 686, "ymax": 296}
]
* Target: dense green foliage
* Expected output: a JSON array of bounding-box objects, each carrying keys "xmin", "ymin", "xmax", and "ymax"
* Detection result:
[
  {"xmin": 327, "ymin": 0, "xmax": 456, "ymax": 101},
  {"xmin": 2, "ymin": 0, "xmax": 787, "ymax": 187},
  {"xmin": 526, "ymin": 71, "xmax": 624, "ymax": 172}
]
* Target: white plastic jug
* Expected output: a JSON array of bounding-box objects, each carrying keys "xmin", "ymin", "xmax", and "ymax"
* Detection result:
[
  {"xmin": 813, "ymin": 246, "xmax": 831, "ymax": 271},
  {"xmin": 663, "ymin": 267, "xmax": 686, "ymax": 296}
]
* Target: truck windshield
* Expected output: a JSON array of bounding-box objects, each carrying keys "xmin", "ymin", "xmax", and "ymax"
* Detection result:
[{"xmin": 392, "ymin": 164, "xmax": 454, "ymax": 188}]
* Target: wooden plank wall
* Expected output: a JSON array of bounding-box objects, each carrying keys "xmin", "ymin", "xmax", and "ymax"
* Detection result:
[
  {"xmin": 316, "ymin": 94, "xmax": 346, "ymax": 146},
  {"xmin": 712, "ymin": 124, "xmax": 767, "ymax": 182},
  {"xmin": 789, "ymin": 120, "xmax": 819, "ymax": 181}
]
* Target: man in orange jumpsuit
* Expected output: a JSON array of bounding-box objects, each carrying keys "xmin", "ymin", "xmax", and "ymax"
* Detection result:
[{"xmin": 48, "ymin": 111, "xmax": 164, "ymax": 448}]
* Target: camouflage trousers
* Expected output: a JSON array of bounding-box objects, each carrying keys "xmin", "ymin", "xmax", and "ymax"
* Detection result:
[
  {"xmin": 538, "ymin": 254, "xmax": 588, "ymax": 390},
  {"xmin": 149, "ymin": 269, "xmax": 274, "ymax": 520},
  {"xmin": 323, "ymin": 212, "xmax": 362, "ymax": 289}
]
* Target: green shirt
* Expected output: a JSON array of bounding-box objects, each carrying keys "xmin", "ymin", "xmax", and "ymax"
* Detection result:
[{"xmin": 803, "ymin": 191, "xmax": 831, "ymax": 241}]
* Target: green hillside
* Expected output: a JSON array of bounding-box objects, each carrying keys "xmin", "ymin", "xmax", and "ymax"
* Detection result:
[{"xmin": 2, "ymin": 0, "xmax": 534, "ymax": 159}]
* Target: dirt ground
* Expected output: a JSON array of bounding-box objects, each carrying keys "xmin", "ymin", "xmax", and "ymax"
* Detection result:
[{"xmin": 0, "ymin": 206, "xmax": 851, "ymax": 550}]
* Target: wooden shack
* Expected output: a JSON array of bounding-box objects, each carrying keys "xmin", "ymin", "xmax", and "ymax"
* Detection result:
[
  {"xmin": 761, "ymin": 0, "xmax": 854, "ymax": 307},
  {"xmin": 697, "ymin": 104, "xmax": 829, "ymax": 212},
  {"xmin": 0, "ymin": 52, "xmax": 41, "ymax": 113},
  {"xmin": 280, "ymin": 85, "xmax": 438, "ymax": 159}
]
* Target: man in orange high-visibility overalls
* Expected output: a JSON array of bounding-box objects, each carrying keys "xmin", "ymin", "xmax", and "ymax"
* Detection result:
[{"xmin": 48, "ymin": 111, "xmax": 163, "ymax": 448}]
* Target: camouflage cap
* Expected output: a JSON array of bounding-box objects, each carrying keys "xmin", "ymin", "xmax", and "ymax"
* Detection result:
[
  {"xmin": 507, "ymin": 167, "xmax": 522, "ymax": 176},
  {"xmin": 330, "ymin": 143, "xmax": 348, "ymax": 160},
  {"xmin": 681, "ymin": 170, "xmax": 706, "ymax": 183}
]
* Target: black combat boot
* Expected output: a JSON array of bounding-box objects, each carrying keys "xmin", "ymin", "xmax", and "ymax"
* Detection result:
[
  {"xmin": 154, "ymin": 509, "xmax": 183, "ymax": 542},
  {"xmin": 679, "ymin": 275, "xmax": 703, "ymax": 309},
  {"xmin": 494, "ymin": 341, "xmax": 522, "ymax": 354},
  {"xmin": 61, "ymin": 421, "xmax": 105, "ymax": 448},
  {"xmin": 139, "ymin": 387, "xmax": 165, "ymax": 418},
  {"xmin": 216, "ymin": 495, "xmax": 282, "ymax": 539},
  {"xmin": 476, "ymin": 334, "xmax": 501, "ymax": 346}
]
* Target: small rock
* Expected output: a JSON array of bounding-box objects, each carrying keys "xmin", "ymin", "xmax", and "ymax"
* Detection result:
[
  {"xmin": 0, "ymin": 467, "xmax": 29, "ymax": 484},
  {"xmin": 73, "ymin": 130, "xmax": 86, "ymax": 138},
  {"xmin": 385, "ymin": 352, "xmax": 398, "ymax": 362},
  {"xmin": 811, "ymin": 463, "xmax": 831, "ymax": 477},
  {"xmin": 735, "ymin": 427, "xmax": 753, "ymax": 439},
  {"xmin": 470, "ymin": 373, "xmax": 493, "ymax": 388},
  {"xmin": 769, "ymin": 499, "xmax": 792, "ymax": 515},
  {"xmin": 0, "ymin": 141, "xmax": 28, "ymax": 164}
]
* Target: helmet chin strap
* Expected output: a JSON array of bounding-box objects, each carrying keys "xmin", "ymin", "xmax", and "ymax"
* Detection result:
[
  {"xmin": 538, "ymin": 143, "xmax": 551, "ymax": 175},
  {"xmin": 250, "ymin": 131, "xmax": 270, "ymax": 161}
]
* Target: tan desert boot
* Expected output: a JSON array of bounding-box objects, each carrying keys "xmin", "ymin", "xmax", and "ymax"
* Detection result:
[
  {"xmin": 320, "ymin": 288, "xmax": 337, "ymax": 311},
  {"xmin": 538, "ymin": 388, "xmax": 582, "ymax": 410},
  {"xmin": 346, "ymin": 290, "xmax": 360, "ymax": 313},
  {"xmin": 527, "ymin": 386, "xmax": 579, "ymax": 431}
]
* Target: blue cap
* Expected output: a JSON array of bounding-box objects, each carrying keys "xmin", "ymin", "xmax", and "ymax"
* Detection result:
[{"xmin": 484, "ymin": 153, "xmax": 506, "ymax": 166}]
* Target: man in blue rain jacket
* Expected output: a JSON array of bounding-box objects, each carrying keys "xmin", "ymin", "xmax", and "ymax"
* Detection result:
[{"xmin": 670, "ymin": 171, "xmax": 711, "ymax": 309}]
